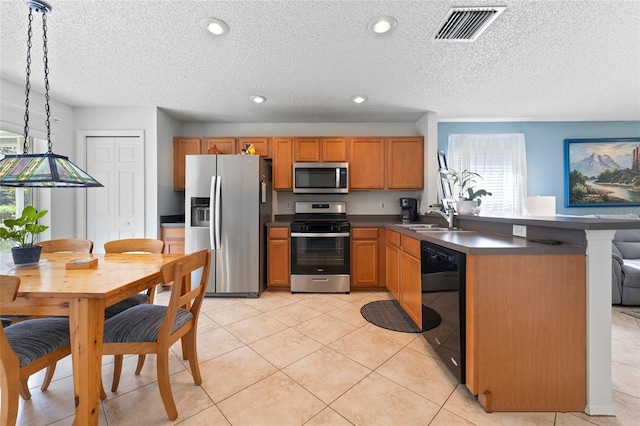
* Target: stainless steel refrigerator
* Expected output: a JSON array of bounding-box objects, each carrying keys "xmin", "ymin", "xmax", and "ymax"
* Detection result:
[{"xmin": 185, "ymin": 155, "xmax": 271, "ymax": 297}]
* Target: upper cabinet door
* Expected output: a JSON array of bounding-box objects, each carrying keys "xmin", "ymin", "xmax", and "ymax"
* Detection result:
[
  {"xmin": 294, "ymin": 137, "xmax": 321, "ymax": 162},
  {"xmin": 238, "ymin": 137, "xmax": 272, "ymax": 158},
  {"xmin": 386, "ymin": 137, "xmax": 424, "ymax": 190},
  {"xmin": 173, "ymin": 137, "xmax": 202, "ymax": 191},
  {"xmin": 202, "ymin": 137, "xmax": 237, "ymax": 155},
  {"xmin": 273, "ymin": 137, "xmax": 294, "ymax": 190},
  {"xmin": 321, "ymin": 137, "xmax": 348, "ymax": 162},
  {"xmin": 349, "ymin": 137, "xmax": 385, "ymax": 189}
]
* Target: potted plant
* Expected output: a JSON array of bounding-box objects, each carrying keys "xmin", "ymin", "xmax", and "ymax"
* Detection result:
[
  {"xmin": 447, "ymin": 169, "xmax": 492, "ymax": 214},
  {"xmin": 0, "ymin": 206, "xmax": 49, "ymax": 265}
]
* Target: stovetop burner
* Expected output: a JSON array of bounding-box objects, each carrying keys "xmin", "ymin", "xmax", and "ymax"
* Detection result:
[{"xmin": 291, "ymin": 201, "xmax": 349, "ymax": 232}]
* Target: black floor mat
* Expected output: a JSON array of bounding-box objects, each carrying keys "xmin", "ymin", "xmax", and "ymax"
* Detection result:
[{"xmin": 361, "ymin": 300, "xmax": 440, "ymax": 333}]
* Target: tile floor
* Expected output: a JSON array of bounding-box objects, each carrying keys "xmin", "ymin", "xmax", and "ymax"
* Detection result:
[{"xmin": 13, "ymin": 290, "xmax": 640, "ymax": 425}]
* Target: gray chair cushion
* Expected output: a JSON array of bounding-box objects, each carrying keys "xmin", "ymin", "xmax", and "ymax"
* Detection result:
[
  {"xmin": 612, "ymin": 243, "xmax": 623, "ymax": 258},
  {"xmin": 4, "ymin": 317, "xmax": 70, "ymax": 367},
  {"xmin": 104, "ymin": 293, "xmax": 151, "ymax": 319},
  {"xmin": 613, "ymin": 229, "xmax": 640, "ymax": 259},
  {"xmin": 104, "ymin": 304, "xmax": 193, "ymax": 343}
]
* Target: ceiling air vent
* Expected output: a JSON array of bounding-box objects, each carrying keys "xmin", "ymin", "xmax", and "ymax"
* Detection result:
[{"xmin": 432, "ymin": 6, "xmax": 506, "ymax": 42}]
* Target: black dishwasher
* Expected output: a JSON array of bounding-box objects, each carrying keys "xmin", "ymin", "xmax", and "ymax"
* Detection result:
[{"xmin": 420, "ymin": 241, "xmax": 466, "ymax": 383}]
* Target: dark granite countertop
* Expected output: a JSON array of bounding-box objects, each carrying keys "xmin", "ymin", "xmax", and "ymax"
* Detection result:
[
  {"xmin": 383, "ymin": 224, "xmax": 585, "ymax": 255},
  {"xmin": 160, "ymin": 214, "xmax": 185, "ymax": 227},
  {"xmin": 267, "ymin": 212, "xmax": 638, "ymax": 254}
]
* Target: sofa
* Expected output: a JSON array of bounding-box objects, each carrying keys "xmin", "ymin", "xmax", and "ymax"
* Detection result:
[{"xmin": 612, "ymin": 228, "xmax": 640, "ymax": 305}]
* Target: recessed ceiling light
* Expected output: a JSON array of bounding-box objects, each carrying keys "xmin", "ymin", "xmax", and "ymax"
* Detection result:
[
  {"xmin": 250, "ymin": 95, "xmax": 267, "ymax": 104},
  {"xmin": 200, "ymin": 17, "xmax": 229, "ymax": 35},
  {"xmin": 368, "ymin": 16, "xmax": 397, "ymax": 34},
  {"xmin": 351, "ymin": 95, "xmax": 368, "ymax": 104}
]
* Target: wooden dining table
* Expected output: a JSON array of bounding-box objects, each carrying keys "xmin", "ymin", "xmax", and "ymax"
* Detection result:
[{"xmin": 0, "ymin": 252, "xmax": 185, "ymax": 426}]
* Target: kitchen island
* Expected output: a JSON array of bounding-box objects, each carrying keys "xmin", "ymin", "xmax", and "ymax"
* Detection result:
[{"xmin": 291, "ymin": 212, "xmax": 637, "ymax": 415}]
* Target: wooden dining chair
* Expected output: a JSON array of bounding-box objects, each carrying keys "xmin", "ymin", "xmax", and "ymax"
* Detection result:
[
  {"xmin": 104, "ymin": 238, "xmax": 165, "ymax": 256},
  {"xmin": 103, "ymin": 237, "xmax": 165, "ymax": 391},
  {"xmin": 102, "ymin": 249, "xmax": 211, "ymax": 420},
  {"xmin": 36, "ymin": 238, "xmax": 94, "ymax": 254},
  {"xmin": 0, "ymin": 275, "xmax": 72, "ymax": 426},
  {"xmin": 20, "ymin": 238, "xmax": 93, "ymax": 394}
]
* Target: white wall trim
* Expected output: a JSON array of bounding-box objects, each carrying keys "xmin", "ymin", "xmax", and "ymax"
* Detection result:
[
  {"xmin": 584, "ymin": 229, "xmax": 616, "ymax": 416},
  {"xmin": 75, "ymin": 130, "xmax": 145, "ymax": 238}
]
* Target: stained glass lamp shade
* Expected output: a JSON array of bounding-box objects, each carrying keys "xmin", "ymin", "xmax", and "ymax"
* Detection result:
[
  {"xmin": 0, "ymin": 0, "xmax": 102, "ymax": 188},
  {"xmin": 0, "ymin": 153, "xmax": 102, "ymax": 187}
]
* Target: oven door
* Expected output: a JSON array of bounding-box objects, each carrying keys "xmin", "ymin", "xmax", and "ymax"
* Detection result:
[{"xmin": 290, "ymin": 232, "xmax": 350, "ymax": 275}]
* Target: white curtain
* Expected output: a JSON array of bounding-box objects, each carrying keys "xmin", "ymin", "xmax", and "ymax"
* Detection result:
[{"xmin": 447, "ymin": 133, "xmax": 527, "ymax": 215}]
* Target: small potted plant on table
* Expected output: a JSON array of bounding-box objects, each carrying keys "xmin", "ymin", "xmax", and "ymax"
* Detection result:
[
  {"xmin": 447, "ymin": 169, "xmax": 492, "ymax": 215},
  {"xmin": 0, "ymin": 206, "xmax": 49, "ymax": 265}
]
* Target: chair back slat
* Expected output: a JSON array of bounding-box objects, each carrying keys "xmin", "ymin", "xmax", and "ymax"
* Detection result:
[
  {"xmin": 104, "ymin": 238, "xmax": 164, "ymax": 254},
  {"xmin": 0, "ymin": 275, "xmax": 21, "ymax": 400},
  {"xmin": 157, "ymin": 250, "xmax": 211, "ymax": 340},
  {"xmin": 0, "ymin": 275, "xmax": 20, "ymax": 304},
  {"xmin": 36, "ymin": 238, "xmax": 93, "ymax": 253}
]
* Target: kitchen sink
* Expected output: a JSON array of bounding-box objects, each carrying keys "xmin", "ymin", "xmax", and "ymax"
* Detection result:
[
  {"xmin": 415, "ymin": 228, "xmax": 473, "ymax": 233},
  {"xmin": 393, "ymin": 224, "xmax": 472, "ymax": 233},
  {"xmin": 393, "ymin": 223, "xmax": 441, "ymax": 230}
]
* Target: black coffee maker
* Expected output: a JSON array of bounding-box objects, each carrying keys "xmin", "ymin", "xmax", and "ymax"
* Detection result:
[{"xmin": 399, "ymin": 198, "xmax": 418, "ymax": 223}]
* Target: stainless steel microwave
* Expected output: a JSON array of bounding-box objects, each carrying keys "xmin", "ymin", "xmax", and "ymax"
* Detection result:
[{"xmin": 293, "ymin": 162, "xmax": 348, "ymax": 194}]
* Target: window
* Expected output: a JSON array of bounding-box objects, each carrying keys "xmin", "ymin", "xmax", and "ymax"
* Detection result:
[
  {"xmin": 447, "ymin": 133, "xmax": 527, "ymax": 215},
  {"xmin": 0, "ymin": 130, "xmax": 50, "ymax": 252}
]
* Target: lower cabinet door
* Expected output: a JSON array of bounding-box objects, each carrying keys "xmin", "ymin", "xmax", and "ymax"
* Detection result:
[
  {"xmin": 400, "ymin": 251, "xmax": 421, "ymax": 328},
  {"xmin": 351, "ymin": 240, "xmax": 379, "ymax": 287}
]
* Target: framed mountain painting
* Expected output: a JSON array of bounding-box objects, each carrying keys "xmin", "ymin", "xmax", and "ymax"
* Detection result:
[{"xmin": 565, "ymin": 137, "xmax": 640, "ymax": 207}]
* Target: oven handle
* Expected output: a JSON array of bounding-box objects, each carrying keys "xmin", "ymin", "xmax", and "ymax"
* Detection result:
[{"xmin": 291, "ymin": 232, "xmax": 350, "ymax": 238}]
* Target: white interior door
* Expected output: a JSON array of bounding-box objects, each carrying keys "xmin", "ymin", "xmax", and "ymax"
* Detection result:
[{"xmin": 86, "ymin": 136, "xmax": 144, "ymax": 253}]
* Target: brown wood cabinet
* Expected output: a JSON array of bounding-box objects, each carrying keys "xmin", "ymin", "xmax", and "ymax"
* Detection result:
[
  {"xmin": 321, "ymin": 137, "xmax": 348, "ymax": 162},
  {"xmin": 351, "ymin": 227, "xmax": 385, "ymax": 289},
  {"xmin": 399, "ymin": 235, "xmax": 421, "ymax": 326},
  {"xmin": 174, "ymin": 134, "xmax": 423, "ymax": 192},
  {"xmin": 160, "ymin": 226, "xmax": 185, "ymax": 254},
  {"xmin": 384, "ymin": 230, "xmax": 422, "ymax": 327},
  {"xmin": 465, "ymin": 253, "xmax": 586, "ymax": 412},
  {"xmin": 173, "ymin": 137, "xmax": 202, "ymax": 190},
  {"xmin": 349, "ymin": 137, "xmax": 385, "ymax": 189},
  {"xmin": 294, "ymin": 137, "xmax": 348, "ymax": 162},
  {"xmin": 267, "ymin": 226, "xmax": 290, "ymax": 289},
  {"xmin": 273, "ymin": 137, "xmax": 294, "ymax": 190},
  {"xmin": 385, "ymin": 229, "xmax": 401, "ymax": 300},
  {"xmin": 202, "ymin": 137, "xmax": 237, "ymax": 155},
  {"xmin": 294, "ymin": 137, "xmax": 321, "ymax": 162},
  {"xmin": 386, "ymin": 137, "xmax": 424, "ymax": 189},
  {"xmin": 238, "ymin": 137, "xmax": 271, "ymax": 158}
]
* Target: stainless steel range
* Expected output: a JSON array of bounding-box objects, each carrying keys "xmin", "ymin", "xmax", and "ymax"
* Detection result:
[{"xmin": 290, "ymin": 201, "xmax": 350, "ymax": 293}]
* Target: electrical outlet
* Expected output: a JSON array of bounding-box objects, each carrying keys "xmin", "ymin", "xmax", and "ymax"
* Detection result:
[
  {"xmin": 285, "ymin": 202, "xmax": 291, "ymax": 210},
  {"xmin": 513, "ymin": 224, "xmax": 527, "ymax": 238},
  {"xmin": 380, "ymin": 202, "xmax": 385, "ymax": 209}
]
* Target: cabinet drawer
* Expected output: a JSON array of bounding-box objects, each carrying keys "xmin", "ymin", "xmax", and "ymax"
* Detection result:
[
  {"xmin": 162, "ymin": 226, "xmax": 184, "ymax": 240},
  {"xmin": 269, "ymin": 227, "xmax": 289, "ymax": 239},
  {"xmin": 386, "ymin": 229, "xmax": 401, "ymax": 247},
  {"xmin": 352, "ymin": 228, "xmax": 378, "ymax": 240},
  {"xmin": 401, "ymin": 235, "xmax": 421, "ymax": 258}
]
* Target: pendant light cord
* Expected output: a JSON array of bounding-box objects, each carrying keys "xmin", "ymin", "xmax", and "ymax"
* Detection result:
[
  {"xmin": 22, "ymin": 5, "xmax": 53, "ymax": 155},
  {"xmin": 42, "ymin": 11, "xmax": 52, "ymax": 154},
  {"xmin": 23, "ymin": 7, "xmax": 33, "ymax": 154}
]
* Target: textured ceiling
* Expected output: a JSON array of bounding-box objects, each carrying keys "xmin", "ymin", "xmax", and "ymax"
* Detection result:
[{"xmin": 1, "ymin": 0, "xmax": 639, "ymax": 123}]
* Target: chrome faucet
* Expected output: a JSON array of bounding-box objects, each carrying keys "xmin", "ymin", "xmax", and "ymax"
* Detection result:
[{"xmin": 426, "ymin": 208, "xmax": 455, "ymax": 229}]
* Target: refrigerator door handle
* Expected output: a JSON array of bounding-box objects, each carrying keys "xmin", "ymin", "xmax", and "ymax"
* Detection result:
[
  {"xmin": 209, "ymin": 176, "xmax": 216, "ymax": 249},
  {"xmin": 214, "ymin": 175, "xmax": 222, "ymax": 249}
]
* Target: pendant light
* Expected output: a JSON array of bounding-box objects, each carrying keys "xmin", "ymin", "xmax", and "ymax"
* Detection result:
[{"xmin": 0, "ymin": 0, "xmax": 102, "ymax": 188}]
